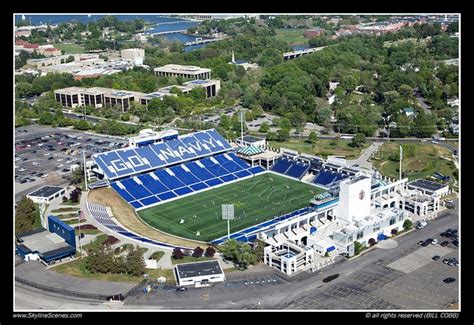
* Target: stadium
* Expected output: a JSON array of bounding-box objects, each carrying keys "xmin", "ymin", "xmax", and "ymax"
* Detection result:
[{"xmin": 85, "ymin": 128, "xmax": 452, "ymax": 275}]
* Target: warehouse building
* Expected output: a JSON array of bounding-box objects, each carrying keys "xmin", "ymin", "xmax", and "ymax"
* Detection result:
[
  {"xmin": 26, "ymin": 186, "xmax": 66, "ymax": 204},
  {"xmin": 16, "ymin": 216, "xmax": 76, "ymax": 265},
  {"xmin": 175, "ymin": 260, "xmax": 225, "ymax": 287}
]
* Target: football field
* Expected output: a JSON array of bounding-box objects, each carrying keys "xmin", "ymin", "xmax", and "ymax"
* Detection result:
[{"xmin": 137, "ymin": 173, "xmax": 325, "ymax": 242}]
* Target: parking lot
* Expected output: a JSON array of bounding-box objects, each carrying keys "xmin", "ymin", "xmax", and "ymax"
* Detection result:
[{"xmin": 15, "ymin": 125, "xmax": 127, "ymax": 188}]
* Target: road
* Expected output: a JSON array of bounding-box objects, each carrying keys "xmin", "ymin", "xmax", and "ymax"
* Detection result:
[{"xmin": 346, "ymin": 141, "xmax": 383, "ymax": 171}]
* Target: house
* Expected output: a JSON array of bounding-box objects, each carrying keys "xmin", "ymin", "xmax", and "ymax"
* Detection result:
[{"xmin": 447, "ymin": 97, "xmax": 459, "ymax": 108}]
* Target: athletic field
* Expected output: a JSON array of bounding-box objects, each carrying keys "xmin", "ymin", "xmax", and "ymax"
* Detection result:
[{"xmin": 137, "ymin": 173, "xmax": 325, "ymax": 242}]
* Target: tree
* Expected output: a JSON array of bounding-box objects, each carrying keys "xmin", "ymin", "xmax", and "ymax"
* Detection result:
[
  {"xmin": 308, "ymin": 131, "xmax": 318, "ymax": 144},
  {"xmin": 277, "ymin": 128, "xmax": 290, "ymax": 142},
  {"xmin": 15, "ymin": 196, "xmax": 36, "ymax": 234},
  {"xmin": 204, "ymin": 246, "xmax": 216, "ymax": 258},
  {"xmin": 74, "ymin": 119, "xmax": 90, "ymax": 130},
  {"xmin": 354, "ymin": 241, "xmax": 364, "ymax": 255},
  {"xmin": 236, "ymin": 243, "xmax": 257, "ymax": 269},
  {"xmin": 219, "ymin": 239, "xmax": 240, "ymax": 261},
  {"xmin": 368, "ymin": 238, "xmax": 376, "ymax": 246},
  {"xmin": 259, "ymin": 122, "xmax": 270, "ymax": 133},
  {"xmin": 351, "ymin": 133, "xmax": 366, "ymax": 148},
  {"xmin": 66, "ymin": 55, "xmax": 75, "ymax": 63},
  {"xmin": 192, "ymin": 246, "xmax": 204, "ymax": 258},
  {"xmin": 70, "ymin": 189, "xmax": 80, "ymax": 203},
  {"xmin": 403, "ymin": 219, "xmax": 413, "ymax": 231},
  {"xmin": 172, "ymin": 247, "xmax": 184, "ymax": 259},
  {"xmin": 253, "ymin": 240, "xmax": 265, "ymax": 262},
  {"xmin": 126, "ymin": 246, "xmax": 146, "ymax": 276}
]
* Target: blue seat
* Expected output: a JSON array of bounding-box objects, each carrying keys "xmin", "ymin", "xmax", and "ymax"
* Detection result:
[
  {"xmin": 249, "ymin": 166, "xmax": 265, "ymax": 174},
  {"xmin": 190, "ymin": 182, "xmax": 208, "ymax": 191},
  {"xmin": 170, "ymin": 165, "xmax": 200, "ymax": 185},
  {"xmin": 200, "ymin": 158, "xmax": 230, "ymax": 177},
  {"xmin": 234, "ymin": 170, "xmax": 252, "ymax": 178},
  {"xmin": 185, "ymin": 161, "xmax": 215, "ymax": 181},
  {"xmin": 121, "ymin": 178, "xmax": 154, "ymax": 199},
  {"xmin": 111, "ymin": 182, "xmax": 136, "ymax": 202},
  {"xmin": 220, "ymin": 174, "xmax": 237, "ymax": 182},
  {"xmin": 271, "ymin": 159, "xmax": 292, "ymax": 174},
  {"xmin": 154, "ymin": 169, "xmax": 186, "ymax": 190},
  {"xmin": 174, "ymin": 187, "xmax": 193, "ymax": 196},
  {"xmin": 130, "ymin": 201, "xmax": 143, "ymax": 209},
  {"xmin": 205, "ymin": 178, "xmax": 223, "ymax": 187},
  {"xmin": 158, "ymin": 191, "xmax": 177, "ymax": 201},
  {"xmin": 138, "ymin": 174, "xmax": 169, "ymax": 194},
  {"xmin": 140, "ymin": 196, "xmax": 160, "ymax": 206}
]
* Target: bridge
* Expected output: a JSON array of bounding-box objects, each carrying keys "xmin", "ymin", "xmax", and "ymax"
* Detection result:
[
  {"xmin": 283, "ymin": 46, "xmax": 326, "ymax": 60},
  {"xmin": 184, "ymin": 37, "xmax": 223, "ymax": 46},
  {"xmin": 148, "ymin": 29, "xmax": 187, "ymax": 36}
]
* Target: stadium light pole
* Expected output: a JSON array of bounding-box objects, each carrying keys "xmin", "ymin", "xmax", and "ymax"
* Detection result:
[
  {"xmin": 240, "ymin": 110, "xmax": 244, "ymax": 147},
  {"xmin": 78, "ymin": 210, "xmax": 83, "ymax": 259},
  {"xmin": 399, "ymin": 145, "xmax": 403, "ymax": 181},
  {"xmin": 83, "ymin": 150, "xmax": 88, "ymax": 190}
]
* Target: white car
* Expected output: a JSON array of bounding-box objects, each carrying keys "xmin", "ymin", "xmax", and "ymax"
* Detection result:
[
  {"xmin": 38, "ymin": 143, "xmax": 44, "ymax": 147},
  {"xmin": 18, "ymin": 168, "xmax": 26, "ymax": 172},
  {"xmin": 32, "ymin": 162, "xmax": 38, "ymax": 165},
  {"xmin": 44, "ymin": 153, "xmax": 50, "ymax": 156},
  {"xmin": 431, "ymin": 239, "xmax": 438, "ymax": 245},
  {"xmin": 56, "ymin": 159, "xmax": 63, "ymax": 162},
  {"xmin": 15, "ymin": 157, "xmax": 21, "ymax": 161},
  {"xmin": 57, "ymin": 164, "xmax": 64, "ymax": 168},
  {"xmin": 41, "ymin": 173, "xmax": 48, "ymax": 178}
]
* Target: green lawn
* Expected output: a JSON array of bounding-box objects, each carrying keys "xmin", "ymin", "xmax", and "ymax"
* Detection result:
[
  {"xmin": 275, "ymin": 28, "xmax": 308, "ymax": 45},
  {"xmin": 138, "ymin": 173, "xmax": 324, "ymax": 242},
  {"xmin": 269, "ymin": 139, "xmax": 369, "ymax": 160},
  {"xmin": 54, "ymin": 43, "xmax": 85, "ymax": 54},
  {"xmin": 371, "ymin": 142, "xmax": 458, "ymax": 182},
  {"xmin": 51, "ymin": 207, "xmax": 80, "ymax": 213},
  {"xmin": 150, "ymin": 251, "xmax": 165, "ymax": 262}
]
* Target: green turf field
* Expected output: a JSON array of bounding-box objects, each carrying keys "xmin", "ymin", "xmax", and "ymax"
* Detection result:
[{"xmin": 137, "ymin": 173, "xmax": 325, "ymax": 242}]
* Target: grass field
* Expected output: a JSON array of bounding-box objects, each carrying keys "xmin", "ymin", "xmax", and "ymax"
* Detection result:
[
  {"xmin": 269, "ymin": 139, "xmax": 369, "ymax": 160},
  {"xmin": 275, "ymin": 28, "xmax": 308, "ymax": 45},
  {"xmin": 54, "ymin": 43, "xmax": 85, "ymax": 54},
  {"xmin": 138, "ymin": 173, "xmax": 324, "ymax": 242},
  {"xmin": 371, "ymin": 142, "xmax": 458, "ymax": 182}
]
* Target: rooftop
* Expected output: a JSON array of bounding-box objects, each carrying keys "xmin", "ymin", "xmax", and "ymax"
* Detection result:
[
  {"xmin": 154, "ymin": 64, "xmax": 211, "ymax": 74},
  {"xmin": 408, "ymin": 179, "xmax": 448, "ymax": 192},
  {"xmin": 27, "ymin": 185, "xmax": 64, "ymax": 198},
  {"xmin": 17, "ymin": 228, "xmax": 69, "ymax": 254},
  {"xmin": 176, "ymin": 260, "xmax": 223, "ymax": 279}
]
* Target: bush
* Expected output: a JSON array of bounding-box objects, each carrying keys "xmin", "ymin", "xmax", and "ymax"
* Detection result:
[
  {"xmin": 192, "ymin": 246, "xmax": 204, "ymax": 258},
  {"xmin": 62, "ymin": 196, "xmax": 68, "ymax": 203},
  {"xmin": 205, "ymin": 246, "xmax": 216, "ymax": 257},
  {"xmin": 391, "ymin": 228, "xmax": 398, "ymax": 235},
  {"xmin": 368, "ymin": 238, "xmax": 376, "ymax": 246},
  {"xmin": 172, "ymin": 247, "xmax": 184, "ymax": 259},
  {"xmin": 403, "ymin": 219, "xmax": 413, "ymax": 231}
]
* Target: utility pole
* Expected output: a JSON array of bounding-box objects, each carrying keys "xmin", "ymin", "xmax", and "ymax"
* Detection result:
[
  {"xmin": 78, "ymin": 210, "xmax": 83, "ymax": 259},
  {"xmin": 83, "ymin": 149, "xmax": 88, "ymax": 190},
  {"xmin": 240, "ymin": 110, "xmax": 244, "ymax": 146}
]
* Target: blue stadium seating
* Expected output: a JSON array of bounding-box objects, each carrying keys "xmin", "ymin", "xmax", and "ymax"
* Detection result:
[
  {"xmin": 169, "ymin": 165, "xmax": 200, "ymax": 185},
  {"xmin": 186, "ymin": 162, "xmax": 215, "ymax": 181},
  {"xmin": 205, "ymin": 178, "xmax": 223, "ymax": 187},
  {"xmin": 174, "ymin": 187, "xmax": 193, "ymax": 196},
  {"xmin": 92, "ymin": 129, "xmax": 233, "ymax": 180},
  {"xmin": 111, "ymin": 152, "xmax": 265, "ymax": 209},
  {"xmin": 140, "ymin": 196, "xmax": 160, "ymax": 206},
  {"xmin": 313, "ymin": 169, "xmax": 349, "ymax": 186},
  {"xmin": 154, "ymin": 169, "xmax": 186, "ymax": 189},
  {"xmin": 285, "ymin": 163, "xmax": 310, "ymax": 179},
  {"xmin": 271, "ymin": 158, "xmax": 292, "ymax": 174}
]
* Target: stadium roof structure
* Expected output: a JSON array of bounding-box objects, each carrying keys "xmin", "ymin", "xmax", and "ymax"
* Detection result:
[
  {"xmin": 175, "ymin": 261, "xmax": 223, "ymax": 279},
  {"xmin": 27, "ymin": 186, "xmax": 64, "ymax": 199},
  {"xmin": 92, "ymin": 129, "xmax": 233, "ymax": 180},
  {"xmin": 408, "ymin": 179, "xmax": 447, "ymax": 192},
  {"xmin": 242, "ymin": 135, "xmax": 264, "ymax": 143},
  {"xmin": 237, "ymin": 145, "xmax": 264, "ymax": 156}
]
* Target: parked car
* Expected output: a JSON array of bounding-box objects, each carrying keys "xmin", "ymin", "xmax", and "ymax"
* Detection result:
[
  {"xmin": 432, "ymin": 255, "xmax": 440, "ymax": 261},
  {"xmin": 443, "ymin": 277, "xmax": 456, "ymax": 284},
  {"xmin": 416, "ymin": 221, "xmax": 427, "ymax": 229},
  {"xmin": 440, "ymin": 241, "xmax": 450, "ymax": 247},
  {"xmin": 176, "ymin": 287, "xmax": 187, "ymax": 292},
  {"xmin": 41, "ymin": 173, "xmax": 48, "ymax": 178},
  {"xmin": 452, "ymin": 240, "xmax": 459, "ymax": 247},
  {"xmin": 431, "ymin": 239, "xmax": 438, "ymax": 245},
  {"xmin": 417, "ymin": 240, "xmax": 424, "ymax": 245}
]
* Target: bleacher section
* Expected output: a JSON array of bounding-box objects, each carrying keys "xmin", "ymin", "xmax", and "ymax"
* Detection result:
[
  {"xmin": 270, "ymin": 158, "xmax": 310, "ymax": 179},
  {"xmin": 87, "ymin": 203, "xmax": 187, "ymax": 249},
  {"xmin": 313, "ymin": 169, "xmax": 349, "ymax": 187},
  {"xmin": 212, "ymin": 207, "xmax": 311, "ymax": 245},
  {"xmin": 92, "ymin": 129, "xmax": 233, "ymax": 180},
  {"xmin": 111, "ymin": 153, "xmax": 265, "ymax": 210}
]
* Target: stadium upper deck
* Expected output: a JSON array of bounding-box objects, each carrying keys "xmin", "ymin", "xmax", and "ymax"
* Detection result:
[{"xmin": 91, "ymin": 129, "xmax": 232, "ymax": 181}]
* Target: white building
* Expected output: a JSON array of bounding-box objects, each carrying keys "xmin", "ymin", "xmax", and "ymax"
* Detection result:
[
  {"xmin": 120, "ymin": 48, "xmax": 145, "ymax": 65},
  {"xmin": 175, "ymin": 260, "xmax": 225, "ymax": 287},
  {"xmin": 128, "ymin": 129, "xmax": 179, "ymax": 147},
  {"xmin": 26, "ymin": 186, "xmax": 66, "ymax": 204},
  {"xmin": 154, "ymin": 64, "xmax": 211, "ymax": 80}
]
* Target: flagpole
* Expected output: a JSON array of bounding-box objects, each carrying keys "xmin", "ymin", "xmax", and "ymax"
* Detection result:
[{"xmin": 399, "ymin": 145, "xmax": 402, "ymax": 180}]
